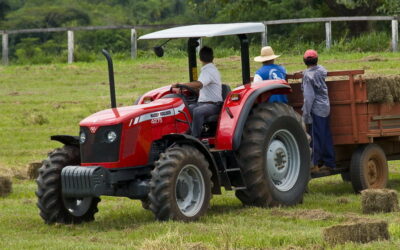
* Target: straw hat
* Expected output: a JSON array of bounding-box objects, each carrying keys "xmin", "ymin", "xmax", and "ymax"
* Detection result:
[{"xmin": 254, "ymin": 46, "xmax": 280, "ymax": 62}]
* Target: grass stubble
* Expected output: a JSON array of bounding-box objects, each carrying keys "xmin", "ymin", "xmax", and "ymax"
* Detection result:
[{"xmin": 0, "ymin": 52, "xmax": 400, "ymax": 249}]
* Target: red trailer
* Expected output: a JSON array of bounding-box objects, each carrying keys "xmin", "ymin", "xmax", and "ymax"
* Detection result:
[{"xmin": 287, "ymin": 70, "xmax": 400, "ymax": 192}]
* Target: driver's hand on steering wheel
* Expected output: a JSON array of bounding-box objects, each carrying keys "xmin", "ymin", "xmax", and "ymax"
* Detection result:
[{"xmin": 171, "ymin": 83, "xmax": 182, "ymax": 88}]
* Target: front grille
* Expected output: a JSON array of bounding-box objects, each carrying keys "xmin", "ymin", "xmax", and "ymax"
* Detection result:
[{"xmin": 80, "ymin": 124, "xmax": 122, "ymax": 163}]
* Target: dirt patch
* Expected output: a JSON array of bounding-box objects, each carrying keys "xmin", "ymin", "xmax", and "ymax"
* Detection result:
[
  {"xmin": 361, "ymin": 189, "xmax": 399, "ymax": 214},
  {"xmin": 139, "ymin": 63, "xmax": 167, "ymax": 70},
  {"xmin": 66, "ymin": 65, "xmax": 79, "ymax": 70},
  {"xmin": 270, "ymin": 208, "xmax": 335, "ymax": 220},
  {"xmin": 336, "ymin": 197, "xmax": 350, "ymax": 204},
  {"xmin": 0, "ymin": 166, "xmax": 26, "ymax": 180},
  {"xmin": 27, "ymin": 162, "xmax": 42, "ymax": 180},
  {"xmin": 224, "ymin": 56, "xmax": 241, "ymax": 62},
  {"xmin": 0, "ymin": 176, "xmax": 12, "ymax": 197},
  {"xmin": 138, "ymin": 230, "xmax": 210, "ymax": 250},
  {"xmin": 8, "ymin": 91, "xmax": 19, "ymax": 96},
  {"xmin": 12, "ymin": 168, "xmax": 27, "ymax": 180},
  {"xmin": 323, "ymin": 219, "xmax": 389, "ymax": 245},
  {"xmin": 366, "ymin": 76, "xmax": 400, "ymax": 103},
  {"xmin": 362, "ymin": 55, "xmax": 388, "ymax": 62}
]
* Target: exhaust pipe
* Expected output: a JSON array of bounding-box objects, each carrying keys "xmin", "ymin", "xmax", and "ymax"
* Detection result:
[{"xmin": 101, "ymin": 49, "xmax": 117, "ymax": 109}]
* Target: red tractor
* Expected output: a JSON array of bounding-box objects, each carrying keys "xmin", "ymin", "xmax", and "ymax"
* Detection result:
[{"xmin": 36, "ymin": 23, "xmax": 311, "ymax": 224}]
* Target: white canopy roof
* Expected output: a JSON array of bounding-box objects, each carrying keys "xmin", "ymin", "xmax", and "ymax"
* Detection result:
[{"xmin": 139, "ymin": 23, "xmax": 265, "ymax": 40}]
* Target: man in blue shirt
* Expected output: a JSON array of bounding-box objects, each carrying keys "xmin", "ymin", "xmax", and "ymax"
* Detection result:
[{"xmin": 253, "ymin": 46, "xmax": 287, "ymax": 103}]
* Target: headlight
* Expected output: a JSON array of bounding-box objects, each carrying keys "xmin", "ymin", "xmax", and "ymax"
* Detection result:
[
  {"xmin": 79, "ymin": 132, "xmax": 86, "ymax": 144},
  {"xmin": 106, "ymin": 130, "xmax": 117, "ymax": 143}
]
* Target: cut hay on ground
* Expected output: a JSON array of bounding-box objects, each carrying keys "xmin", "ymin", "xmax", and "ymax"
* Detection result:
[
  {"xmin": 367, "ymin": 76, "xmax": 400, "ymax": 103},
  {"xmin": 361, "ymin": 189, "xmax": 399, "ymax": 214},
  {"xmin": 323, "ymin": 219, "xmax": 389, "ymax": 245},
  {"xmin": 27, "ymin": 162, "xmax": 42, "ymax": 180},
  {"xmin": 270, "ymin": 209, "xmax": 335, "ymax": 221},
  {"xmin": 0, "ymin": 176, "xmax": 12, "ymax": 197}
]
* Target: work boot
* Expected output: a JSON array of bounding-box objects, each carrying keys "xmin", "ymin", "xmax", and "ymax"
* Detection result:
[
  {"xmin": 318, "ymin": 166, "xmax": 331, "ymax": 174},
  {"xmin": 310, "ymin": 166, "xmax": 320, "ymax": 174}
]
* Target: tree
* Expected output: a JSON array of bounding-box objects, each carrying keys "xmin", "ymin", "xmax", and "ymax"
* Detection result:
[{"xmin": 0, "ymin": 0, "xmax": 10, "ymax": 20}]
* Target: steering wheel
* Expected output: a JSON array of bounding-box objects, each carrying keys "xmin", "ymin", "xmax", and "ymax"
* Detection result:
[{"xmin": 170, "ymin": 84, "xmax": 199, "ymax": 102}]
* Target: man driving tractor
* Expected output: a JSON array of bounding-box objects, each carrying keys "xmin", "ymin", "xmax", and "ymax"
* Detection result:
[{"xmin": 172, "ymin": 46, "xmax": 223, "ymax": 138}]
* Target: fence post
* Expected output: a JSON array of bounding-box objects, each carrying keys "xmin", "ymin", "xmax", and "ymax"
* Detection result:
[
  {"xmin": 2, "ymin": 32, "xmax": 8, "ymax": 65},
  {"xmin": 67, "ymin": 30, "xmax": 74, "ymax": 63},
  {"xmin": 131, "ymin": 29, "xmax": 137, "ymax": 59},
  {"xmin": 325, "ymin": 21, "xmax": 332, "ymax": 49},
  {"xmin": 196, "ymin": 38, "xmax": 202, "ymax": 54},
  {"xmin": 261, "ymin": 24, "xmax": 268, "ymax": 46},
  {"xmin": 392, "ymin": 19, "xmax": 398, "ymax": 52}
]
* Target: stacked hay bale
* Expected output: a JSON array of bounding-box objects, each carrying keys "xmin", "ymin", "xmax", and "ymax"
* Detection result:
[
  {"xmin": 0, "ymin": 176, "xmax": 12, "ymax": 197},
  {"xmin": 361, "ymin": 189, "xmax": 399, "ymax": 214},
  {"xmin": 367, "ymin": 76, "xmax": 400, "ymax": 103},
  {"xmin": 323, "ymin": 219, "xmax": 389, "ymax": 245},
  {"xmin": 27, "ymin": 162, "xmax": 42, "ymax": 180}
]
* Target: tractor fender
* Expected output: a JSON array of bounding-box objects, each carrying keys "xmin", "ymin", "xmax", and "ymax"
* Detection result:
[
  {"xmin": 51, "ymin": 135, "xmax": 80, "ymax": 147},
  {"xmin": 161, "ymin": 134, "xmax": 221, "ymax": 194},
  {"xmin": 232, "ymin": 83, "xmax": 291, "ymax": 151}
]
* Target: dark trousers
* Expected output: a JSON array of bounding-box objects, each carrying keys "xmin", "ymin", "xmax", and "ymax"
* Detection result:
[
  {"xmin": 189, "ymin": 103, "xmax": 220, "ymax": 138},
  {"xmin": 308, "ymin": 113, "xmax": 336, "ymax": 168}
]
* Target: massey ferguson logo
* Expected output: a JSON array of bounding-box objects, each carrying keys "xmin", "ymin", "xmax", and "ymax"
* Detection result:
[{"xmin": 89, "ymin": 126, "xmax": 98, "ymax": 133}]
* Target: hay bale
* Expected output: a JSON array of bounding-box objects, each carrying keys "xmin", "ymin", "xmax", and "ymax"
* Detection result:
[
  {"xmin": 361, "ymin": 189, "xmax": 399, "ymax": 214},
  {"xmin": 367, "ymin": 76, "xmax": 400, "ymax": 103},
  {"xmin": 12, "ymin": 168, "xmax": 27, "ymax": 180},
  {"xmin": 0, "ymin": 176, "xmax": 12, "ymax": 197},
  {"xmin": 27, "ymin": 162, "xmax": 42, "ymax": 180},
  {"xmin": 323, "ymin": 219, "xmax": 389, "ymax": 245}
]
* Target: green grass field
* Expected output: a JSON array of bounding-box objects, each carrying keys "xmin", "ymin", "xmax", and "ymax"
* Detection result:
[{"xmin": 1, "ymin": 52, "xmax": 400, "ymax": 249}]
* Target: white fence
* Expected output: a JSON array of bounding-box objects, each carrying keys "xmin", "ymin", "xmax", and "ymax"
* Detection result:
[{"xmin": 0, "ymin": 16, "xmax": 398, "ymax": 65}]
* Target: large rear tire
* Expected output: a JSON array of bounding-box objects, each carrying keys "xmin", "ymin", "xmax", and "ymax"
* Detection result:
[
  {"xmin": 350, "ymin": 144, "xmax": 388, "ymax": 193},
  {"xmin": 36, "ymin": 145, "xmax": 100, "ymax": 224},
  {"xmin": 235, "ymin": 103, "xmax": 311, "ymax": 207},
  {"xmin": 149, "ymin": 145, "xmax": 212, "ymax": 221}
]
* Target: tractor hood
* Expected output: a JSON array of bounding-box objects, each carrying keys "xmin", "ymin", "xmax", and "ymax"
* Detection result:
[{"xmin": 79, "ymin": 98, "xmax": 180, "ymax": 127}]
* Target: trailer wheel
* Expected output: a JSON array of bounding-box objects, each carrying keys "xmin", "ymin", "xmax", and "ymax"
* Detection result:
[
  {"xmin": 341, "ymin": 172, "xmax": 351, "ymax": 182},
  {"xmin": 149, "ymin": 145, "xmax": 212, "ymax": 221},
  {"xmin": 350, "ymin": 144, "xmax": 388, "ymax": 193},
  {"xmin": 36, "ymin": 146, "xmax": 100, "ymax": 224},
  {"xmin": 235, "ymin": 103, "xmax": 311, "ymax": 207}
]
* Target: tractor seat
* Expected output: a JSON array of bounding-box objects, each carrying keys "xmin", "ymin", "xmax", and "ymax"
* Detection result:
[{"xmin": 204, "ymin": 84, "xmax": 231, "ymax": 123}]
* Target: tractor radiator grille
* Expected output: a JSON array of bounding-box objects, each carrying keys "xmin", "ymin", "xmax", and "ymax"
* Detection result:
[{"xmin": 80, "ymin": 124, "xmax": 122, "ymax": 163}]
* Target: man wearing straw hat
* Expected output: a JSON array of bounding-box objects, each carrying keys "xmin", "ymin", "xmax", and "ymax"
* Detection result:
[{"xmin": 253, "ymin": 46, "xmax": 288, "ymax": 103}]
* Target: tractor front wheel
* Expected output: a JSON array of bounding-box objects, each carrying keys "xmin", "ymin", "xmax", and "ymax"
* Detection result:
[
  {"xmin": 235, "ymin": 103, "xmax": 311, "ymax": 207},
  {"xmin": 149, "ymin": 145, "xmax": 212, "ymax": 221},
  {"xmin": 36, "ymin": 145, "xmax": 100, "ymax": 224}
]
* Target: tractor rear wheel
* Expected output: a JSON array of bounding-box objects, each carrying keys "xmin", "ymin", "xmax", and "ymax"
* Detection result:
[
  {"xmin": 235, "ymin": 103, "xmax": 311, "ymax": 207},
  {"xmin": 350, "ymin": 144, "xmax": 388, "ymax": 193},
  {"xmin": 149, "ymin": 145, "xmax": 212, "ymax": 221},
  {"xmin": 36, "ymin": 145, "xmax": 100, "ymax": 224}
]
